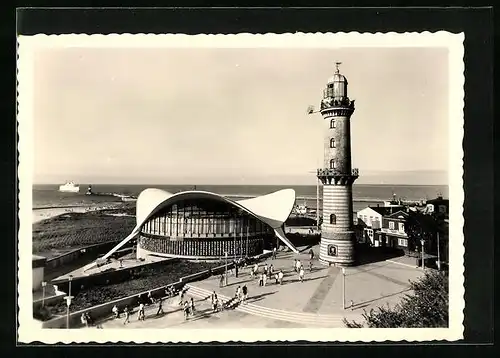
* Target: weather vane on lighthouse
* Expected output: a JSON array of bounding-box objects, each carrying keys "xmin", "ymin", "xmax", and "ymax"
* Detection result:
[{"xmin": 335, "ymin": 61, "xmax": 342, "ymax": 73}]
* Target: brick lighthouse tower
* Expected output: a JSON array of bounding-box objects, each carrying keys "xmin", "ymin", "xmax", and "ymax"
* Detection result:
[{"xmin": 316, "ymin": 62, "xmax": 359, "ymax": 267}]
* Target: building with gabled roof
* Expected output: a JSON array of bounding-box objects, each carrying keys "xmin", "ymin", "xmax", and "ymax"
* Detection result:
[{"xmin": 356, "ymin": 205, "xmax": 404, "ymax": 246}]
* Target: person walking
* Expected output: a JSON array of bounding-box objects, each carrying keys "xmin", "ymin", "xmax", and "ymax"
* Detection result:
[
  {"xmin": 274, "ymin": 272, "xmax": 279, "ymax": 284},
  {"xmin": 272, "ymin": 247, "xmax": 277, "ymax": 259},
  {"xmin": 219, "ymin": 274, "xmax": 224, "ymax": 288},
  {"xmin": 299, "ymin": 266, "xmax": 305, "ymax": 283},
  {"xmin": 235, "ymin": 263, "xmax": 239, "ymax": 278},
  {"xmin": 190, "ymin": 297, "xmax": 196, "ymax": 315},
  {"xmin": 296, "ymin": 259, "xmax": 301, "ymax": 274},
  {"xmin": 253, "ymin": 263, "xmax": 259, "ymax": 278},
  {"xmin": 212, "ymin": 297, "xmax": 218, "ymax": 313},
  {"xmin": 263, "ymin": 272, "xmax": 268, "ymax": 286},
  {"xmin": 235, "ymin": 285, "xmax": 241, "ymax": 302},
  {"xmin": 309, "ymin": 260, "xmax": 313, "ymax": 272},
  {"xmin": 242, "ymin": 285, "xmax": 248, "ymax": 305},
  {"xmin": 85, "ymin": 312, "xmax": 94, "ymax": 327},
  {"xmin": 183, "ymin": 301, "xmax": 190, "ymax": 320},
  {"xmin": 178, "ymin": 287, "xmax": 186, "ymax": 306},
  {"xmin": 80, "ymin": 313, "xmax": 88, "ymax": 328},
  {"xmin": 156, "ymin": 297, "xmax": 164, "ymax": 315},
  {"xmin": 278, "ymin": 270, "xmax": 284, "ymax": 285},
  {"xmin": 309, "ymin": 248, "xmax": 315, "ymax": 261},
  {"xmin": 269, "ymin": 264, "xmax": 274, "ymax": 278},
  {"xmin": 112, "ymin": 305, "xmax": 119, "ymax": 319},
  {"xmin": 138, "ymin": 303, "xmax": 145, "ymax": 321},
  {"xmin": 259, "ymin": 273, "xmax": 264, "ymax": 287},
  {"xmin": 123, "ymin": 306, "xmax": 130, "ymax": 325},
  {"xmin": 293, "ymin": 259, "xmax": 297, "ymax": 272},
  {"xmin": 148, "ymin": 291, "xmax": 155, "ymax": 305}
]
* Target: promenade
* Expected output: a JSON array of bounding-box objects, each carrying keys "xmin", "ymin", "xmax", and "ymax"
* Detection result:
[{"xmin": 96, "ymin": 246, "xmax": 423, "ymax": 329}]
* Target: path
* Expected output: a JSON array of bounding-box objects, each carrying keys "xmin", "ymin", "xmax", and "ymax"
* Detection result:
[{"xmin": 94, "ymin": 247, "xmax": 423, "ymax": 329}]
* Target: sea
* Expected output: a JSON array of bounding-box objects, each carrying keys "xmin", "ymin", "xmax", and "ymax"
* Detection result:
[{"xmin": 33, "ymin": 184, "xmax": 449, "ymax": 214}]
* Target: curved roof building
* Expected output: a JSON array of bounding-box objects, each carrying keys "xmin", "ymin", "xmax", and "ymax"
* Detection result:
[{"xmin": 93, "ymin": 188, "xmax": 299, "ymax": 266}]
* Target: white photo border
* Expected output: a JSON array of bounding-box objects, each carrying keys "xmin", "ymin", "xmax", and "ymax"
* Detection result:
[{"xmin": 17, "ymin": 32, "xmax": 464, "ymax": 343}]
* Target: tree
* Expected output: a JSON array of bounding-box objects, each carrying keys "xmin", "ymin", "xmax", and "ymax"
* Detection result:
[
  {"xmin": 405, "ymin": 212, "xmax": 436, "ymax": 251},
  {"xmin": 343, "ymin": 270, "xmax": 449, "ymax": 328}
]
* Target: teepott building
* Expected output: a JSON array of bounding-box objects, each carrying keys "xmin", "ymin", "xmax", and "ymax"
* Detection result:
[{"xmin": 95, "ymin": 188, "xmax": 299, "ymax": 263}]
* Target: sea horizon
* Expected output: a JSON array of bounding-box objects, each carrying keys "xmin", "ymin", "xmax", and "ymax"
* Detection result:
[{"xmin": 32, "ymin": 183, "xmax": 449, "ymax": 213}]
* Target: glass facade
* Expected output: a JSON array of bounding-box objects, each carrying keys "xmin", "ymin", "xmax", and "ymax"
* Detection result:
[
  {"xmin": 138, "ymin": 198, "xmax": 276, "ymax": 258},
  {"xmin": 141, "ymin": 198, "xmax": 273, "ymax": 238}
]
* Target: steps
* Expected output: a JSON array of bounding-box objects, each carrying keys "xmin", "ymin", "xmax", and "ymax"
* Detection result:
[{"xmin": 185, "ymin": 284, "xmax": 347, "ymax": 327}]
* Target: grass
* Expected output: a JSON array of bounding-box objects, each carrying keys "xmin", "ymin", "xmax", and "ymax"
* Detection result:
[{"xmin": 32, "ymin": 208, "xmax": 136, "ymax": 254}]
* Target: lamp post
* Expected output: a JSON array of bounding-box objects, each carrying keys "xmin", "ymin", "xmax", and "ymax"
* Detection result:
[
  {"xmin": 342, "ymin": 267, "xmax": 346, "ymax": 310},
  {"xmin": 420, "ymin": 239, "xmax": 425, "ymax": 270},
  {"xmin": 41, "ymin": 281, "xmax": 47, "ymax": 307},
  {"xmin": 225, "ymin": 251, "xmax": 228, "ymax": 286},
  {"xmin": 68, "ymin": 275, "xmax": 73, "ymax": 298},
  {"xmin": 64, "ymin": 295, "xmax": 73, "ymax": 329}
]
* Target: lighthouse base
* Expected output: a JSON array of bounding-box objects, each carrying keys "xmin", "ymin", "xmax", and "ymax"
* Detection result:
[{"xmin": 318, "ymin": 231, "xmax": 356, "ymax": 267}]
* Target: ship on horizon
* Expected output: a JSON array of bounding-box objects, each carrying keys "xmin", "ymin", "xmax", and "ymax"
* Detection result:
[{"xmin": 58, "ymin": 181, "xmax": 80, "ymax": 193}]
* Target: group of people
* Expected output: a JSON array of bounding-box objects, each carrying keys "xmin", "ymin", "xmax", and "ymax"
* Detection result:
[
  {"xmin": 104, "ymin": 249, "xmax": 318, "ymax": 327},
  {"xmin": 251, "ymin": 262, "xmax": 285, "ymax": 286},
  {"xmin": 80, "ymin": 312, "xmax": 95, "ymax": 327},
  {"xmin": 234, "ymin": 284, "xmax": 249, "ymax": 305},
  {"xmin": 182, "ymin": 297, "xmax": 196, "ymax": 320},
  {"xmin": 110, "ymin": 285, "xmax": 190, "ymax": 325}
]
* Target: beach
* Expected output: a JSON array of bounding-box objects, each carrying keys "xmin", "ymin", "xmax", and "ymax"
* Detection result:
[{"xmin": 32, "ymin": 205, "xmax": 125, "ymax": 224}]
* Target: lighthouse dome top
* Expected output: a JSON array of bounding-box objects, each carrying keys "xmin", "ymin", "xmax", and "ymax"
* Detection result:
[
  {"xmin": 327, "ymin": 72, "xmax": 348, "ymax": 85},
  {"xmin": 326, "ymin": 62, "xmax": 348, "ymax": 84}
]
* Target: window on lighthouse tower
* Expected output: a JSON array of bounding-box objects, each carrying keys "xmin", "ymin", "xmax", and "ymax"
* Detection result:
[
  {"xmin": 330, "ymin": 159, "xmax": 336, "ymax": 170},
  {"xmin": 330, "ymin": 119, "xmax": 335, "ymax": 128},
  {"xmin": 330, "ymin": 214, "xmax": 337, "ymax": 225},
  {"xmin": 330, "ymin": 138, "xmax": 336, "ymax": 148}
]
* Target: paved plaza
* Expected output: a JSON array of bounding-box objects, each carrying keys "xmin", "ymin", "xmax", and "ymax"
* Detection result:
[{"xmin": 95, "ymin": 245, "xmax": 424, "ymax": 329}]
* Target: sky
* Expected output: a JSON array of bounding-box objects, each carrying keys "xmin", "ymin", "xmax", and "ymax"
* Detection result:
[{"xmin": 32, "ymin": 46, "xmax": 449, "ymax": 185}]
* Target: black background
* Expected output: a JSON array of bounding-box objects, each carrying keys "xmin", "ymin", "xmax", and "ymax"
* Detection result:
[{"xmin": 5, "ymin": 5, "xmax": 495, "ymax": 357}]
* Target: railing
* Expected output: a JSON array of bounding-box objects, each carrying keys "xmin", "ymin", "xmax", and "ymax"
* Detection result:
[{"xmin": 317, "ymin": 168, "xmax": 359, "ymax": 177}]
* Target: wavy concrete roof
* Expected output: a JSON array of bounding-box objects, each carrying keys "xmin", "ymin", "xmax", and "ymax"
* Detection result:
[{"xmin": 91, "ymin": 188, "xmax": 299, "ymax": 266}]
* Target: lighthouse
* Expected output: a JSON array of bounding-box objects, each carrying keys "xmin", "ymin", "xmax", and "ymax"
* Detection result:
[{"xmin": 316, "ymin": 62, "xmax": 358, "ymax": 267}]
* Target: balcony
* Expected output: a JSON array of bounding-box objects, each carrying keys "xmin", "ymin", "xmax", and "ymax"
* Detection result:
[{"xmin": 317, "ymin": 168, "xmax": 359, "ymax": 177}]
